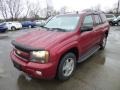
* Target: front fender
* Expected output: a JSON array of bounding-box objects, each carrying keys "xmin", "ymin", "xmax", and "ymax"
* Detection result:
[
  {"xmin": 49, "ymin": 40, "xmax": 79, "ymax": 63},
  {"xmin": 57, "ymin": 41, "xmax": 79, "ymax": 54}
]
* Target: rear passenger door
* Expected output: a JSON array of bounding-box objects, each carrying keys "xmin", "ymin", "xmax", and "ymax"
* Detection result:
[{"xmin": 92, "ymin": 14, "xmax": 103, "ymax": 45}]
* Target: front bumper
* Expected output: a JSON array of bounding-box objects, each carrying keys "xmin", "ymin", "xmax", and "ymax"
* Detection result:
[
  {"xmin": 112, "ymin": 21, "xmax": 118, "ymax": 24},
  {"xmin": 10, "ymin": 51, "xmax": 57, "ymax": 79},
  {"xmin": 0, "ymin": 28, "xmax": 7, "ymax": 32}
]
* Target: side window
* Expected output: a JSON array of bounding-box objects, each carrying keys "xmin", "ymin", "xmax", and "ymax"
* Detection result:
[
  {"xmin": 94, "ymin": 15, "xmax": 102, "ymax": 25},
  {"xmin": 83, "ymin": 15, "xmax": 93, "ymax": 27},
  {"xmin": 100, "ymin": 14, "xmax": 107, "ymax": 23}
]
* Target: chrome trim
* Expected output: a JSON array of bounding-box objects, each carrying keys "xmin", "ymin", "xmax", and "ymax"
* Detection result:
[{"xmin": 14, "ymin": 51, "xmax": 29, "ymax": 61}]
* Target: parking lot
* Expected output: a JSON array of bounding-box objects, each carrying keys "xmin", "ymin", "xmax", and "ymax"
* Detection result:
[{"xmin": 0, "ymin": 27, "xmax": 120, "ymax": 90}]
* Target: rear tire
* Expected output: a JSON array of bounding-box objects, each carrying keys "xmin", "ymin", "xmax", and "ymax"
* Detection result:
[
  {"xmin": 57, "ymin": 53, "xmax": 76, "ymax": 81},
  {"xmin": 28, "ymin": 25, "xmax": 32, "ymax": 28},
  {"xmin": 100, "ymin": 36, "xmax": 107, "ymax": 50}
]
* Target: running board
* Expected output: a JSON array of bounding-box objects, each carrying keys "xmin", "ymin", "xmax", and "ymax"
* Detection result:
[{"xmin": 77, "ymin": 45, "xmax": 100, "ymax": 63}]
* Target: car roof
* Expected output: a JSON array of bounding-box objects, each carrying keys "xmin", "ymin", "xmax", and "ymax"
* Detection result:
[
  {"xmin": 56, "ymin": 10, "xmax": 104, "ymax": 17},
  {"xmin": 5, "ymin": 21, "xmax": 19, "ymax": 23}
]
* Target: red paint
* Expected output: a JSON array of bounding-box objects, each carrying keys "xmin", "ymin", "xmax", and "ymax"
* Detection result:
[{"xmin": 10, "ymin": 12, "xmax": 110, "ymax": 79}]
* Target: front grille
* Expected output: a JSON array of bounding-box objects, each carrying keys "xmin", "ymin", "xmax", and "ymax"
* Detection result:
[{"xmin": 14, "ymin": 48, "xmax": 30, "ymax": 61}]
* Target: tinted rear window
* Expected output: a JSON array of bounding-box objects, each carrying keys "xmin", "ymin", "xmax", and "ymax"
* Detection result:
[{"xmin": 94, "ymin": 15, "xmax": 102, "ymax": 25}]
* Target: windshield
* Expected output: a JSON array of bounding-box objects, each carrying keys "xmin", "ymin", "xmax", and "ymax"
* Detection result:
[{"xmin": 44, "ymin": 15, "xmax": 80, "ymax": 31}]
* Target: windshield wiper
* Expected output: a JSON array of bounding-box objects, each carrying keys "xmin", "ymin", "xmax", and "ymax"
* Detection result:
[
  {"xmin": 40, "ymin": 26, "xmax": 67, "ymax": 32},
  {"xmin": 51, "ymin": 28, "xmax": 67, "ymax": 32},
  {"xmin": 40, "ymin": 26, "xmax": 50, "ymax": 29}
]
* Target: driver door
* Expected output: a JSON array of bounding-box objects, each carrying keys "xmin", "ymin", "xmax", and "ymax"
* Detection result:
[{"xmin": 78, "ymin": 15, "xmax": 95, "ymax": 54}]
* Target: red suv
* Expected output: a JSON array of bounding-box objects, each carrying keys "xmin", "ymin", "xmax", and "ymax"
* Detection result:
[{"xmin": 10, "ymin": 11, "xmax": 110, "ymax": 81}]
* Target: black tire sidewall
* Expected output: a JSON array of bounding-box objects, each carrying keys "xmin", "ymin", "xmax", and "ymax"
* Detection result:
[
  {"xmin": 109, "ymin": 22, "xmax": 113, "ymax": 26},
  {"xmin": 57, "ymin": 53, "xmax": 76, "ymax": 81},
  {"xmin": 28, "ymin": 25, "xmax": 32, "ymax": 28},
  {"xmin": 11, "ymin": 26, "xmax": 16, "ymax": 30},
  {"xmin": 117, "ymin": 21, "xmax": 120, "ymax": 26}
]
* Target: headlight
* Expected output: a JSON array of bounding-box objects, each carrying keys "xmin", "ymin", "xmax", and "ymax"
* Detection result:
[
  {"xmin": 31, "ymin": 51, "xmax": 49, "ymax": 63},
  {"xmin": 113, "ymin": 19, "xmax": 117, "ymax": 21}
]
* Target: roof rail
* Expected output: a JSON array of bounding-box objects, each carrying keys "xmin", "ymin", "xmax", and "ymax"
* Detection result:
[{"xmin": 82, "ymin": 9, "xmax": 103, "ymax": 13}]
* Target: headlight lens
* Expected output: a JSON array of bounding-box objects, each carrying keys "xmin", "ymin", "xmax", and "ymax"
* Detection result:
[
  {"xmin": 113, "ymin": 19, "xmax": 117, "ymax": 21},
  {"xmin": 31, "ymin": 51, "xmax": 49, "ymax": 63}
]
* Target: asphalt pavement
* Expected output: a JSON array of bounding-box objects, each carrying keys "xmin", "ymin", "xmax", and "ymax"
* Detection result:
[{"xmin": 0, "ymin": 27, "xmax": 120, "ymax": 90}]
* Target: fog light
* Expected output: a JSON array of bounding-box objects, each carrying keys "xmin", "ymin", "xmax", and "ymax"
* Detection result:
[{"xmin": 36, "ymin": 71, "xmax": 42, "ymax": 76}]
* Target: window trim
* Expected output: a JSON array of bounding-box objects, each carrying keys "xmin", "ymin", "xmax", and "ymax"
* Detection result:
[
  {"xmin": 100, "ymin": 13, "xmax": 107, "ymax": 23},
  {"xmin": 93, "ymin": 14, "xmax": 103, "ymax": 26}
]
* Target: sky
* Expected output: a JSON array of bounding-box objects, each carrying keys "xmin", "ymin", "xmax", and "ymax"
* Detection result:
[
  {"xmin": 0, "ymin": 0, "xmax": 119, "ymax": 19},
  {"xmin": 52, "ymin": 0, "xmax": 118, "ymax": 11},
  {"xmin": 28, "ymin": 0, "xmax": 119, "ymax": 11}
]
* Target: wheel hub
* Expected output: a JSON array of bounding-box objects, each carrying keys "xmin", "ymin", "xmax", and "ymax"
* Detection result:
[{"xmin": 62, "ymin": 58, "xmax": 74, "ymax": 77}]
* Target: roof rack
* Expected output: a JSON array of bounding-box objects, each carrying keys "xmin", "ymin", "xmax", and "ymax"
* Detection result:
[{"xmin": 82, "ymin": 9, "xmax": 103, "ymax": 14}]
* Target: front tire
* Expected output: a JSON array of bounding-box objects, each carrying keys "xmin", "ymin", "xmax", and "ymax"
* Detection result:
[
  {"xmin": 117, "ymin": 21, "xmax": 120, "ymax": 26},
  {"xmin": 57, "ymin": 53, "xmax": 76, "ymax": 81},
  {"xmin": 11, "ymin": 26, "xmax": 16, "ymax": 31}
]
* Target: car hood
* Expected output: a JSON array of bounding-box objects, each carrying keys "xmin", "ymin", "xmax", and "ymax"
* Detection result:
[
  {"xmin": 0, "ymin": 24, "xmax": 5, "ymax": 27},
  {"xmin": 0, "ymin": 26, "xmax": 7, "ymax": 28},
  {"xmin": 15, "ymin": 29, "xmax": 73, "ymax": 50}
]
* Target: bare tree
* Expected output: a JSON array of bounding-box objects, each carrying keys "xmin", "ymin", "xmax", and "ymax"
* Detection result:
[
  {"xmin": 24, "ymin": 0, "xmax": 32, "ymax": 18},
  {"xmin": 116, "ymin": 0, "xmax": 120, "ymax": 14},
  {"xmin": 0, "ymin": 0, "xmax": 54, "ymax": 20},
  {"xmin": 91, "ymin": 4, "xmax": 101, "ymax": 11},
  {"xmin": 29, "ymin": 2, "xmax": 41, "ymax": 19},
  {"xmin": 106, "ymin": 2, "xmax": 120, "ymax": 14},
  {"xmin": 6, "ymin": 0, "xmax": 23, "ymax": 20},
  {"xmin": 24, "ymin": 1, "xmax": 41, "ymax": 19},
  {"xmin": 46, "ymin": 0, "xmax": 55, "ymax": 18},
  {"xmin": 60, "ymin": 6, "xmax": 68, "ymax": 14},
  {"xmin": 0, "ymin": 0, "xmax": 8, "ymax": 20}
]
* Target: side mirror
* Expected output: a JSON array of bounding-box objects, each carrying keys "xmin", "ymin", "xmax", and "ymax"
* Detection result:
[{"xmin": 80, "ymin": 26, "xmax": 93, "ymax": 32}]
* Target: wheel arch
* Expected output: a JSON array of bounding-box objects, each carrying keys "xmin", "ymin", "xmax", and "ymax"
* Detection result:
[
  {"xmin": 11, "ymin": 26, "xmax": 16, "ymax": 28},
  {"xmin": 55, "ymin": 46, "xmax": 79, "ymax": 79},
  {"xmin": 59, "ymin": 47, "xmax": 79, "ymax": 61},
  {"xmin": 105, "ymin": 30, "xmax": 109, "ymax": 37}
]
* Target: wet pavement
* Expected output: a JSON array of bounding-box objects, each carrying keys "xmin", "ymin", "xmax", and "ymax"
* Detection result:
[{"xmin": 0, "ymin": 27, "xmax": 120, "ymax": 90}]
